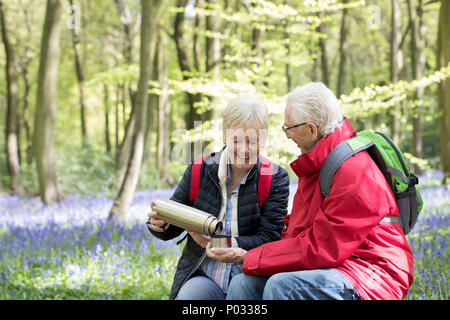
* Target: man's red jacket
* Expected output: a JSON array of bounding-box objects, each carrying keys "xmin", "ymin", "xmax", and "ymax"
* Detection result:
[{"xmin": 242, "ymin": 119, "xmax": 414, "ymax": 300}]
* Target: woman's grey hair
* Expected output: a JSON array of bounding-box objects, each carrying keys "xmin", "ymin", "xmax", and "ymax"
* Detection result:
[
  {"xmin": 223, "ymin": 96, "xmax": 268, "ymax": 135},
  {"xmin": 286, "ymin": 82, "xmax": 344, "ymax": 136}
]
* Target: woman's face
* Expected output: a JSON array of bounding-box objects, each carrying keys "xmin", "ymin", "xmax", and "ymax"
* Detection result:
[{"xmin": 224, "ymin": 126, "xmax": 265, "ymax": 172}]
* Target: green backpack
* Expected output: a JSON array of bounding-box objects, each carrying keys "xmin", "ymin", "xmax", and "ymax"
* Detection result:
[{"xmin": 319, "ymin": 130, "xmax": 423, "ymax": 235}]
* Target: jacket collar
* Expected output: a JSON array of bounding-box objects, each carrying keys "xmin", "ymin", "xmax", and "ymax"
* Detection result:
[
  {"xmin": 218, "ymin": 148, "xmax": 229, "ymax": 187},
  {"xmin": 290, "ymin": 118, "xmax": 356, "ymax": 177},
  {"xmin": 217, "ymin": 147, "xmax": 259, "ymax": 186}
]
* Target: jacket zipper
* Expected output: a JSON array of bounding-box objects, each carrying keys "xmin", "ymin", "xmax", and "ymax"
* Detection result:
[
  {"xmin": 179, "ymin": 155, "xmax": 258, "ymax": 289},
  {"xmin": 208, "ymin": 172, "xmax": 222, "ymax": 191},
  {"xmin": 179, "ymin": 250, "xmax": 207, "ymax": 289}
]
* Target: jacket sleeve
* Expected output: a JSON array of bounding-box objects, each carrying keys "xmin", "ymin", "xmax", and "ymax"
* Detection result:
[
  {"xmin": 147, "ymin": 163, "xmax": 193, "ymax": 241},
  {"xmin": 236, "ymin": 164, "xmax": 290, "ymax": 250},
  {"xmin": 242, "ymin": 153, "xmax": 395, "ymax": 276}
]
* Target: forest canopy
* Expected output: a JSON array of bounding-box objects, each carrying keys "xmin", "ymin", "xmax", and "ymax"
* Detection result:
[{"xmin": 0, "ymin": 0, "xmax": 449, "ymax": 215}]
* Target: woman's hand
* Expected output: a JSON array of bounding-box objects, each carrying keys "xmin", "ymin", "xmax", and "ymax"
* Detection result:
[
  {"xmin": 205, "ymin": 242, "xmax": 247, "ymax": 263},
  {"xmin": 186, "ymin": 230, "xmax": 210, "ymax": 248},
  {"xmin": 147, "ymin": 201, "xmax": 168, "ymax": 230}
]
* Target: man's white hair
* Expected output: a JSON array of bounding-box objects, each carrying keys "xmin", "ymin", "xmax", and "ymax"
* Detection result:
[{"xmin": 286, "ymin": 82, "xmax": 344, "ymax": 136}]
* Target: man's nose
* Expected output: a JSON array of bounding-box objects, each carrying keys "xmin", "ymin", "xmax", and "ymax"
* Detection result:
[{"xmin": 284, "ymin": 130, "xmax": 292, "ymax": 139}]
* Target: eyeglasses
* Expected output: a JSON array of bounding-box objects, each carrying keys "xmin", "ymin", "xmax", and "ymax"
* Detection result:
[{"xmin": 281, "ymin": 122, "xmax": 308, "ymax": 133}]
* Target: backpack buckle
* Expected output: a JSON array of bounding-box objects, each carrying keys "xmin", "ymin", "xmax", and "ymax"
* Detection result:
[{"xmin": 408, "ymin": 174, "xmax": 419, "ymax": 187}]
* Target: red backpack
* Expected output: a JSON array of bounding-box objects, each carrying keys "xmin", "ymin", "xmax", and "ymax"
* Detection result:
[{"xmin": 189, "ymin": 153, "xmax": 273, "ymax": 208}]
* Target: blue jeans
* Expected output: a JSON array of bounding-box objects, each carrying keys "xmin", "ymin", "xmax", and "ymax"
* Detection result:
[
  {"xmin": 176, "ymin": 275, "xmax": 226, "ymax": 300},
  {"xmin": 226, "ymin": 268, "xmax": 361, "ymax": 300}
]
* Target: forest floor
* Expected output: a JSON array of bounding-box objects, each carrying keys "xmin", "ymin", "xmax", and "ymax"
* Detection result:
[{"xmin": 0, "ymin": 172, "xmax": 448, "ymax": 300}]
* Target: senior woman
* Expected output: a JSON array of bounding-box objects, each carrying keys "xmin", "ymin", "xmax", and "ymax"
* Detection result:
[{"xmin": 147, "ymin": 96, "xmax": 290, "ymax": 300}]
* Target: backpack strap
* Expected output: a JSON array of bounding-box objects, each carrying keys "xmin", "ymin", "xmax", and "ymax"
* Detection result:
[
  {"xmin": 189, "ymin": 154, "xmax": 209, "ymax": 204},
  {"xmin": 319, "ymin": 136, "xmax": 401, "ymax": 227},
  {"xmin": 319, "ymin": 136, "xmax": 374, "ymax": 198},
  {"xmin": 258, "ymin": 156, "xmax": 273, "ymax": 208}
]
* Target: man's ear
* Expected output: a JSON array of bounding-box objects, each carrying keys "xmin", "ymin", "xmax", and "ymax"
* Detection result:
[{"xmin": 309, "ymin": 123, "xmax": 319, "ymax": 140}]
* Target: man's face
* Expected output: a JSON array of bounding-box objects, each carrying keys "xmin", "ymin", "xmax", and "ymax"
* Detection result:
[
  {"xmin": 224, "ymin": 126, "xmax": 265, "ymax": 171},
  {"xmin": 283, "ymin": 105, "xmax": 319, "ymax": 154}
]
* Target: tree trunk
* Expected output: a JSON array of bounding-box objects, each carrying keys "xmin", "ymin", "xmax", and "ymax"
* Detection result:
[
  {"xmin": 221, "ymin": 0, "xmax": 230, "ymax": 70},
  {"xmin": 143, "ymin": 92, "xmax": 154, "ymax": 165},
  {"xmin": 336, "ymin": 0, "xmax": 349, "ymax": 98},
  {"xmin": 143, "ymin": 27, "xmax": 164, "ymax": 166},
  {"xmin": 108, "ymin": 0, "xmax": 162, "ymax": 220},
  {"xmin": 204, "ymin": 0, "xmax": 220, "ymax": 147},
  {"xmin": 121, "ymin": 83, "xmax": 127, "ymax": 129},
  {"xmin": 21, "ymin": 69, "xmax": 32, "ymax": 166},
  {"xmin": 115, "ymin": 88, "xmax": 136, "ymax": 188},
  {"xmin": 17, "ymin": 1, "xmax": 34, "ymax": 166},
  {"xmin": 114, "ymin": 0, "xmax": 134, "ymax": 63},
  {"xmin": 283, "ymin": 17, "xmax": 292, "ymax": 93},
  {"xmin": 113, "ymin": 0, "xmax": 141, "ymax": 183},
  {"xmin": 193, "ymin": 0, "xmax": 204, "ymax": 72},
  {"xmin": 437, "ymin": 0, "xmax": 450, "ymax": 184},
  {"xmin": 317, "ymin": 11, "xmax": 329, "ymax": 87},
  {"xmin": 234, "ymin": 0, "xmax": 243, "ymax": 69},
  {"xmin": 104, "ymin": 83, "xmax": 111, "ymax": 153},
  {"xmin": 206, "ymin": 0, "xmax": 220, "ymax": 84},
  {"xmin": 390, "ymin": 0, "xmax": 403, "ymax": 146},
  {"xmin": 0, "ymin": 0, "xmax": 23, "ymax": 194},
  {"xmin": 32, "ymin": 0, "xmax": 63, "ymax": 204},
  {"xmin": 174, "ymin": 0, "xmax": 192, "ymax": 78},
  {"xmin": 309, "ymin": 46, "xmax": 319, "ymax": 82},
  {"xmin": 115, "ymin": 83, "xmax": 120, "ymax": 152},
  {"xmin": 69, "ymin": 0, "xmax": 88, "ymax": 147},
  {"xmin": 143, "ymin": 58, "xmax": 155, "ymax": 165},
  {"xmin": 408, "ymin": 0, "xmax": 425, "ymax": 174},
  {"xmin": 173, "ymin": 0, "xmax": 202, "ymax": 162},
  {"xmin": 250, "ymin": 1, "xmax": 264, "ymax": 88},
  {"xmin": 150, "ymin": 30, "xmax": 171, "ymax": 183}
]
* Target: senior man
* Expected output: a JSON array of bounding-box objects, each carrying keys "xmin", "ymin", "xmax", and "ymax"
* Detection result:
[{"xmin": 206, "ymin": 82, "xmax": 414, "ymax": 300}]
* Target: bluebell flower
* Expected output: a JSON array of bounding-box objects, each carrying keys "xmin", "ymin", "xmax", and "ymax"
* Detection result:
[{"xmin": 1, "ymin": 173, "xmax": 446, "ymax": 299}]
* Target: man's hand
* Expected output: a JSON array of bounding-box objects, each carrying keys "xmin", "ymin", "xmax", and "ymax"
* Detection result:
[
  {"xmin": 205, "ymin": 242, "xmax": 247, "ymax": 263},
  {"xmin": 187, "ymin": 230, "xmax": 210, "ymax": 248}
]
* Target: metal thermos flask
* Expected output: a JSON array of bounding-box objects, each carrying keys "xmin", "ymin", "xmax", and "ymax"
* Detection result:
[{"xmin": 149, "ymin": 199, "xmax": 223, "ymax": 235}]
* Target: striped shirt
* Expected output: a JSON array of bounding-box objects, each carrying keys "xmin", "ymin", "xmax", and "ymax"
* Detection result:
[{"xmin": 200, "ymin": 163, "xmax": 248, "ymax": 294}]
